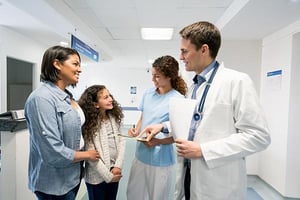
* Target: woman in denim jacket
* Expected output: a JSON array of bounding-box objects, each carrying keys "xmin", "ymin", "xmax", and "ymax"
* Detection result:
[{"xmin": 25, "ymin": 46, "xmax": 100, "ymax": 200}]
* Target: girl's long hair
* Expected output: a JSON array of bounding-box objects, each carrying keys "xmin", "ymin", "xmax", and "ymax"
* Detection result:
[{"xmin": 78, "ymin": 85, "xmax": 124, "ymax": 144}]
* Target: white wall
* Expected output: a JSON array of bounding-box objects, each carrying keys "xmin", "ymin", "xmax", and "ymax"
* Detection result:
[
  {"xmin": 0, "ymin": 26, "xmax": 46, "ymax": 112},
  {"xmin": 260, "ymin": 19, "xmax": 300, "ymax": 198},
  {"xmin": 287, "ymin": 32, "xmax": 300, "ymax": 197},
  {"xmin": 218, "ymin": 40, "xmax": 262, "ymax": 91},
  {"xmin": 71, "ymin": 64, "xmax": 153, "ymax": 106},
  {"xmin": 68, "ymin": 63, "xmax": 153, "ymax": 125}
]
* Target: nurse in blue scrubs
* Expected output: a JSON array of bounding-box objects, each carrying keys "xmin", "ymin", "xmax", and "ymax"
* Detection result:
[{"xmin": 126, "ymin": 55, "xmax": 187, "ymax": 200}]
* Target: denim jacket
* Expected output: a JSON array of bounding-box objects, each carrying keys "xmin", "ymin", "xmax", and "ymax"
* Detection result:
[{"xmin": 25, "ymin": 81, "xmax": 82, "ymax": 195}]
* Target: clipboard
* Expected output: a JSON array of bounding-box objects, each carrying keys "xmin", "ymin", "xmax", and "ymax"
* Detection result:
[{"xmin": 117, "ymin": 132, "xmax": 150, "ymax": 142}]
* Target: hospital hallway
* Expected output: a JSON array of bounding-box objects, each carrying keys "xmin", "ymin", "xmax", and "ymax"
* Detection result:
[{"xmin": 1, "ymin": 0, "xmax": 300, "ymax": 199}]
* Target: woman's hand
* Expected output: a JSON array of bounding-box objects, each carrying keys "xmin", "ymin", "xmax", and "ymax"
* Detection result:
[
  {"xmin": 110, "ymin": 167, "xmax": 122, "ymax": 182},
  {"xmin": 86, "ymin": 150, "xmax": 101, "ymax": 161},
  {"xmin": 111, "ymin": 167, "xmax": 122, "ymax": 175},
  {"xmin": 73, "ymin": 150, "xmax": 100, "ymax": 162},
  {"xmin": 110, "ymin": 174, "xmax": 122, "ymax": 182},
  {"xmin": 128, "ymin": 127, "xmax": 138, "ymax": 137}
]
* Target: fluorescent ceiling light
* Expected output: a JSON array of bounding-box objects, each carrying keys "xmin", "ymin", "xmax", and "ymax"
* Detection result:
[
  {"xmin": 141, "ymin": 28, "xmax": 173, "ymax": 40},
  {"xmin": 148, "ymin": 59, "xmax": 155, "ymax": 64},
  {"xmin": 60, "ymin": 41, "xmax": 69, "ymax": 47}
]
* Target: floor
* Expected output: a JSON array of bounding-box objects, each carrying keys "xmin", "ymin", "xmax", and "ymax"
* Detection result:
[
  {"xmin": 79, "ymin": 175, "xmax": 299, "ymax": 200},
  {"xmin": 247, "ymin": 175, "xmax": 300, "ymax": 200}
]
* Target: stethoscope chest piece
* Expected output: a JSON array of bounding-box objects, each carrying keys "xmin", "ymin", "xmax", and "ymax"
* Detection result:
[
  {"xmin": 193, "ymin": 62, "xmax": 219, "ymax": 123},
  {"xmin": 193, "ymin": 112, "xmax": 202, "ymax": 121}
]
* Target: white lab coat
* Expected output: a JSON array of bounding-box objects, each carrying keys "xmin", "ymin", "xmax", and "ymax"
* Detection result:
[{"xmin": 174, "ymin": 63, "xmax": 270, "ymax": 200}]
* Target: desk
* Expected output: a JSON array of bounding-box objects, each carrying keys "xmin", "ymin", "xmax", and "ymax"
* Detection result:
[{"xmin": 0, "ymin": 119, "xmax": 35, "ymax": 200}]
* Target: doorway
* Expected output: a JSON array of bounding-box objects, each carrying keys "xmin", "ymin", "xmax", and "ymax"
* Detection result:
[{"xmin": 6, "ymin": 57, "xmax": 33, "ymax": 110}]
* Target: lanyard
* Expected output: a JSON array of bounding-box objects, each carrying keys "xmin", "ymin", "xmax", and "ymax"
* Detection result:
[{"xmin": 193, "ymin": 61, "xmax": 219, "ymax": 121}]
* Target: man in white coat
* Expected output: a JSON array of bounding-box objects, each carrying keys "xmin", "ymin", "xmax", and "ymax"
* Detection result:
[{"xmin": 142, "ymin": 21, "xmax": 271, "ymax": 200}]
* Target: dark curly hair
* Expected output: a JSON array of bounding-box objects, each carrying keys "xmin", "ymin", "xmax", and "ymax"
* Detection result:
[
  {"xmin": 78, "ymin": 85, "xmax": 124, "ymax": 144},
  {"xmin": 152, "ymin": 55, "xmax": 187, "ymax": 96}
]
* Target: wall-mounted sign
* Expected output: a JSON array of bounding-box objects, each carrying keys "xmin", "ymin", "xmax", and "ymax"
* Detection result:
[
  {"xmin": 130, "ymin": 86, "xmax": 137, "ymax": 94},
  {"xmin": 267, "ymin": 69, "xmax": 282, "ymax": 77},
  {"xmin": 266, "ymin": 69, "xmax": 282, "ymax": 90},
  {"xmin": 71, "ymin": 35, "xmax": 99, "ymax": 62}
]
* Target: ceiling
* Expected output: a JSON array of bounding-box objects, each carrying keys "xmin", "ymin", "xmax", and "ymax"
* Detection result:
[{"xmin": 1, "ymin": 0, "xmax": 300, "ymax": 67}]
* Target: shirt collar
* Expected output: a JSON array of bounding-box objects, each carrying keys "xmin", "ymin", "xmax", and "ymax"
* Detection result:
[
  {"xmin": 193, "ymin": 60, "xmax": 217, "ymax": 84},
  {"xmin": 43, "ymin": 81, "xmax": 73, "ymax": 102},
  {"xmin": 200, "ymin": 60, "xmax": 217, "ymax": 77}
]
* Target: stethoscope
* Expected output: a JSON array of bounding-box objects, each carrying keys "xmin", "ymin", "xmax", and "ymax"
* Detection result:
[{"xmin": 193, "ymin": 61, "xmax": 219, "ymax": 121}]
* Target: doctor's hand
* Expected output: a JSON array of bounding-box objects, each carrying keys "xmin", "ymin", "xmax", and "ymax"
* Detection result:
[
  {"xmin": 175, "ymin": 138, "xmax": 203, "ymax": 159},
  {"xmin": 140, "ymin": 123, "xmax": 163, "ymax": 141},
  {"xmin": 142, "ymin": 138, "xmax": 161, "ymax": 148}
]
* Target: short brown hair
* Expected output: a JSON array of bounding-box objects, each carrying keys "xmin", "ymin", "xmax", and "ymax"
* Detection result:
[{"xmin": 180, "ymin": 21, "xmax": 221, "ymax": 59}]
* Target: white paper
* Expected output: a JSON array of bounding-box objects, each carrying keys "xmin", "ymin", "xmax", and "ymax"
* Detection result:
[{"xmin": 169, "ymin": 97, "xmax": 197, "ymax": 139}]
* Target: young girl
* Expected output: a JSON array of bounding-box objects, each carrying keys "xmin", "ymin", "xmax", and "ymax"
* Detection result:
[{"xmin": 78, "ymin": 85, "xmax": 125, "ymax": 200}]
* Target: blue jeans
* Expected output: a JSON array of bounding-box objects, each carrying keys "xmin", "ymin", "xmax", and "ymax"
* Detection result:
[
  {"xmin": 34, "ymin": 183, "xmax": 80, "ymax": 200},
  {"xmin": 86, "ymin": 181, "xmax": 119, "ymax": 200}
]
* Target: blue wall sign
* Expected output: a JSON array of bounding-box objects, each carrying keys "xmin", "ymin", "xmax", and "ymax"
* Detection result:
[
  {"xmin": 267, "ymin": 69, "xmax": 282, "ymax": 77},
  {"xmin": 71, "ymin": 35, "xmax": 99, "ymax": 62}
]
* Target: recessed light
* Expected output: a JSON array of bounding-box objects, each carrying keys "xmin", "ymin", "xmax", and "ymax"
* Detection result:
[
  {"xmin": 141, "ymin": 28, "xmax": 173, "ymax": 40},
  {"xmin": 60, "ymin": 41, "xmax": 69, "ymax": 47}
]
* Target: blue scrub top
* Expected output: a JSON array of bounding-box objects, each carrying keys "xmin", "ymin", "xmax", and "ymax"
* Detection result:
[{"xmin": 135, "ymin": 87, "xmax": 184, "ymax": 166}]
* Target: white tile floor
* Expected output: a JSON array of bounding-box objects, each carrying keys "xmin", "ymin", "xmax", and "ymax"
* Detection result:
[
  {"xmin": 80, "ymin": 175, "xmax": 299, "ymax": 200},
  {"xmin": 247, "ymin": 175, "xmax": 300, "ymax": 200}
]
